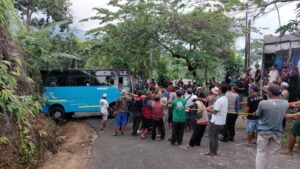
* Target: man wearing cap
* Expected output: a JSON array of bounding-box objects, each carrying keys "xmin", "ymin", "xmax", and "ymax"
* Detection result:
[
  {"xmin": 280, "ymin": 82, "xmax": 289, "ymax": 101},
  {"xmin": 204, "ymin": 85, "xmax": 228, "ymax": 156},
  {"xmin": 206, "ymin": 87, "xmax": 219, "ymax": 121},
  {"xmin": 100, "ymin": 94, "xmax": 109, "ymax": 130},
  {"xmin": 244, "ymin": 84, "xmax": 263, "ymax": 145},
  {"xmin": 255, "ymin": 84, "xmax": 288, "ymax": 169}
]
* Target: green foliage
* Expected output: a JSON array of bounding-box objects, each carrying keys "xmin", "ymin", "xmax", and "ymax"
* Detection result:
[
  {"xmin": 83, "ymin": 0, "xmax": 237, "ymax": 80},
  {"xmin": 14, "ymin": 0, "xmax": 72, "ymax": 31},
  {"xmin": 276, "ymin": 3, "xmax": 300, "ymax": 35},
  {"xmin": 0, "ymin": 58, "xmax": 41, "ymax": 167},
  {"xmin": 0, "ymin": 136, "xmax": 9, "ymax": 145},
  {"xmin": 16, "ymin": 22, "xmax": 83, "ymax": 82},
  {"xmin": 238, "ymin": 39, "xmax": 263, "ymax": 66},
  {"xmin": 0, "ymin": 0, "xmax": 14, "ymax": 28}
]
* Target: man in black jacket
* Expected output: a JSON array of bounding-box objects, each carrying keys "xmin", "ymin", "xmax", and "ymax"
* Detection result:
[{"xmin": 128, "ymin": 91, "xmax": 144, "ymax": 136}]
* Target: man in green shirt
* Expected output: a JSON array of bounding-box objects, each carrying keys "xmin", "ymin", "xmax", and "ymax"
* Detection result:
[{"xmin": 171, "ymin": 90, "xmax": 187, "ymax": 145}]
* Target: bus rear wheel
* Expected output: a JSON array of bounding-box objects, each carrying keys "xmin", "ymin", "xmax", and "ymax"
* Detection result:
[{"xmin": 50, "ymin": 106, "xmax": 65, "ymax": 122}]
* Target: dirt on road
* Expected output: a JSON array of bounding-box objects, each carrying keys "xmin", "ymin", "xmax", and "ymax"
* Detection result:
[{"xmin": 39, "ymin": 120, "xmax": 97, "ymax": 169}]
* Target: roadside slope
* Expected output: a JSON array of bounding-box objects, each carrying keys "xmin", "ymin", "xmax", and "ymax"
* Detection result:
[{"xmin": 40, "ymin": 121, "xmax": 96, "ymax": 169}]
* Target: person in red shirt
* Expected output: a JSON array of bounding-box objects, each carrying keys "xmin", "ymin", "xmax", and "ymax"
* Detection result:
[
  {"xmin": 151, "ymin": 95, "xmax": 165, "ymax": 140},
  {"xmin": 140, "ymin": 92, "xmax": 153, "ymax": 139}
]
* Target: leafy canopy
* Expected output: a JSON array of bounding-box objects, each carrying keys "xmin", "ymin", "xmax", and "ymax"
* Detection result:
[
  {"xmin": 83, "ymin": 0, "xmax": 238, "ymax": 80},
  {"xmin": 14, "ymin": 0, "xmax": 72, "ymax": 31}
]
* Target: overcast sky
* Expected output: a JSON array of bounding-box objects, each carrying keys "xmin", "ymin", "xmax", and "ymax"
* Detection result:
[{"xmin": 70, "ymin": 0, "xmax": 297, "ymax": 48}]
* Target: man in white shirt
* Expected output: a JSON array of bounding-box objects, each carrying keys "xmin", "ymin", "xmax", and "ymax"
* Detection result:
[
  {"xmin": 204, "ymin": 85, "xmax": 228, "ymax": 156},
  {"xmin": 100, "ymin": 93, "xmax": 109, "ymax": 130},
  {"xmin": 185, "ymin": 88, "xmax": 198, "ymax": 131},
  {"xmin": 269, "ymin": 65, "xmax": 279, "ymax": 84}
]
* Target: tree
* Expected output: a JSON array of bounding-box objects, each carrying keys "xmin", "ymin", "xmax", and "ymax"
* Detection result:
[
  {"xmin": 276, "ymin": 2, "xmax": 300, "ymax": 35},
  {"xmin": 238, "ymin": 39, "xmax": 263, "ymax": 65},
  {"xmin": 83, "ymin": 0, "xmax": 237, "ymax": 80},
  {"xmin": 14, "ymin": 0, "xmax": 72, "ymax": 31},
  {"xmin": 17, "ymin": 24, "xmax": 83, "ymax": 84}
]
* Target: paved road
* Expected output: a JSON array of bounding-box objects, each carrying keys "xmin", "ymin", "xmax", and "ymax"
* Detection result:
[{"xmin": 80, "ymin": 116, "xmax": 300, "ymax": 169}]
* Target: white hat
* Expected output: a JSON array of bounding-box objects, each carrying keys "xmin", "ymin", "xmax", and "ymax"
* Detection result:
[
  {"xmin": 211, "ymin": 87, "xmax": 219, "ymax": 95},
  {"xmin": 281, "ymin": 82, "xmax": 289, "ymax": 88},
  {"xmin": 103, "ymin": 93, "xmax": 107, "ymax": 98}
]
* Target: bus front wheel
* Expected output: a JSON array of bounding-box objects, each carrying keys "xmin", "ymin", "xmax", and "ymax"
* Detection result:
[{"xmin": 50, "ymin": 106, "xmax": 65, "ymax": 122}]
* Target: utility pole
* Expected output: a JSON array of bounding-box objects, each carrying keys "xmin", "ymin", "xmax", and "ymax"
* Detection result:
[
  {"xmin": 244, "ymin": 12, "xmax": 248, "ymax": 70},
  {"xmin": 247, "ymin": 19, "xmax": 251, "ymax": 68},
  {"xmin": 244, "ymin": 12, "xmax": 251, "ymax": 70}
]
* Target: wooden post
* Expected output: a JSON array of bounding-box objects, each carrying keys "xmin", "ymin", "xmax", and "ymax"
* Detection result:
[
  {"xmin": 247, "ymin": 19, "xmax": 251, "ymax": 68},
  {"xmin": 244, "ymin": 12, "xmax": 248, "ymax": 70}
]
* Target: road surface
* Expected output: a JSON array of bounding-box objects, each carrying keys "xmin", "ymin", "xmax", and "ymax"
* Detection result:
[{"xmin": 79, "ymin": 116, "xmax": 299, "ymax": 169}]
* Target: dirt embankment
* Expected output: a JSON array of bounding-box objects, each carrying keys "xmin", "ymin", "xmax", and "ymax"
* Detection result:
[{"xmin": 40, "ymin": 121, "xmax": 96, "ymax": 169}]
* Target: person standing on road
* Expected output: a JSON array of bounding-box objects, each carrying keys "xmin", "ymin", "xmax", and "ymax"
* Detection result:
[
  {"xmin": 268, "ymin": 65, "xmax": 279, "ymax": 84},
  {"xmin": 255, "ymin": 84, "xmax": 288, "ymax": 169},
  {"xmin": 281, "ymin": 109, "xmax": 300, "ymax": 155},
  {"xmin": 100, "ymin": 93, "xmax": 109, "ymax": 130},
  {"xmin": 140, "ymin": 92, "xmax": 153, "ymax": 139},
  {"xmin": 113, "ymin": 92, "xmax": 130, "ymax": 136},
  {"xmin": 206, "ymin": 87, "xmax": 219, "ymax": 120},
  {"xmin": 280, "ymin": 82, "xmax": 289, "ymax": 129},
  {"xmin": 243, "ymin": 84, "xmax": 263, "ymax": 145},
  {"xmin": 170, "ymin": 90, "xmax": 187, "ymax": 145},
  {"xmin": 167, "ymin": 87, "xmax": 176, "ymax": 128},
  {"xmin": 151, "ymin": 95, "xmax": 165, "ymax": 141},
  {"xmin": 221, "ymin": 85, "xmax": 239, "ymax": 142},
  {"xmin": 185, "ymin": 88, "xmax": 198, "ymax": 131},
  {"xmin": 188, "ymin": 97, "xmax": 208, "ymax": 147},
  {"xmin": 128, "ymin": 91, "xmax": 144, "ymax": 136},
  {"xmin": 204, "ymin": 85, "xmax": 228, "ymax": 156}
]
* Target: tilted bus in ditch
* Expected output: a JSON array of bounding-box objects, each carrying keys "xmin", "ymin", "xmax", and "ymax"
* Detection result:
[{"xmin": 40, "ymin": 69, "xmax": 136, "ymax": 120}]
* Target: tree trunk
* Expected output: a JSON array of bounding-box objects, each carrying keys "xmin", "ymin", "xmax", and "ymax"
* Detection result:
[
  {"xmin": 26, "ymin": 9, "xmax": 32, "ymax": 32},
  {"xmin": 186, "ymin": 58, "xmax": 197, "ymax": 78}
]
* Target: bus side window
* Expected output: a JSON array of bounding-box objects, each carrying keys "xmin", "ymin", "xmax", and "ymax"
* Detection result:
[
  {"xmin": 68, "ymin": 70, "xmax": 91, "ymax": 86},
  {"xmin": 53, "ymin": 76, "xmax": 69, "ymax": 86},
  {"xmin": 75, "ymin": 76, "xmax": 90, "ymax": 86},
  {"xmin": 118, "ymin": 77, "xmax": 123, "ymax": 88}
]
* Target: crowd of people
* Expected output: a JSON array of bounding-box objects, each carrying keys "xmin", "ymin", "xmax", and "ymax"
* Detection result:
[{"xmin": 98, "ymin": 64, "xmax": 300, "ymax": 169}]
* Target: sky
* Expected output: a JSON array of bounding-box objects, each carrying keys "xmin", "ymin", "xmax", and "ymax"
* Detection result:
[{"xmin": 70, "ymin": 0, "xmax": 298, "ymax": 48}]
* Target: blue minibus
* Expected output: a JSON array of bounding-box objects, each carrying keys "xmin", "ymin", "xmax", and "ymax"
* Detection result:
[{"xmin": 41, "ymin": 69, "xmax": 126, "ymax": 120}]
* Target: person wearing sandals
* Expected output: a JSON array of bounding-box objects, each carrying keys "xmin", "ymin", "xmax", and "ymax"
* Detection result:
[
  {"xmin": 188, "ymin": 97, "xmax": 208, "ymax": 147},
  {"xmin": 203, "ymin": 85, "xmax": 228, "ymax": 156}
]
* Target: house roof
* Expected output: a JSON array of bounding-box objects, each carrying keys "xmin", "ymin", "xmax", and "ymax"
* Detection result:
[
  {"xmin": 264, "ymin": 34, "xmax": 300, "ymax": 44},
  {"xmin": 263, "ymin": 34, "xmax": 300, "ymax": 54}
]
